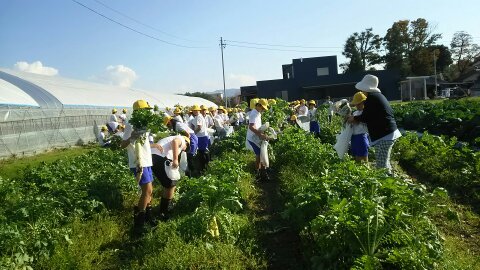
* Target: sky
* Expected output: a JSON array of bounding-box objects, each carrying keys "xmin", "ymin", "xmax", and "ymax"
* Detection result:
[{"xmin": 1, "ymin": 0, "xmax": 479, "ymax": 95}]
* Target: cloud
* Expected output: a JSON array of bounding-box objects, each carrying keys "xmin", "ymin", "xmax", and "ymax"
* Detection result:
[
  {"xmin": 94, "ymin": 65, "xmax": 138, "ymax": 88},
  {"xmin": 228, "ymin": 73, "xmax": 256, "ymax": 87},
  {"xmin": 14, "ymin": 61, "xmax": 58, "ymax": 76}
]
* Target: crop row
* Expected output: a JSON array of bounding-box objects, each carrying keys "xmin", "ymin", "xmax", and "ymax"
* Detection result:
[
  {"xmin": 392, "ymin": 98, "xmax": 480, "ymax": 147},
  {"xmin": 393, "ymin": 132, "xmax": 480, "ymax": 208},
  {"xmin": 0, "ymin": 136, "xmax": 265, "ymax": 269},
  {"xmin": 272, "ymin": 127, "xmax": 443, "ymax": 269}
]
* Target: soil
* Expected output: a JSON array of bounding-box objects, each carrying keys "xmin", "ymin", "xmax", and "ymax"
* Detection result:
[{"xmin": 253, "ymin": 173, "xmax": 307, "ymax": 270}]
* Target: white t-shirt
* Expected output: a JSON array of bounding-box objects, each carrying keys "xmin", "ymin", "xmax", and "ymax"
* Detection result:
[
  {"xmin": 352, "ymin": 110, "xmax": 369, "ymax": 135},
  {"xmin": 175, "ymin": 122, "xmax": 194, "ymax": 134},
  {"xmin": 246, "ymin": 109, "xmax": 262, "ymax": 142},
  {"xmin": 325, "ymin": 101, "xmax": 334, "ymax": 115},
  {"xmin": 119, "ymin": 113, "xmax": 127, "ymax": 121},
  {"xmin": 98, "ymin": 131, "xmax": 108, "ymax": 146},
  {"xmin": 151, "ymin": 135, "xmax": 186, "ymax": 160},
  {"xmin": 204, "ymin": 114, "xmax": 214, "ymax": 128},
  {"xmin": 238, "ymin": 112, "xmax": 245, "ymax": 122},
  {"xmin": 193, "ymin": 114, "xmax": 208, "ymax": 137},
  {"xmin": 297, "ymin": 105, "xmax": 308, "ymax": 117},
  {"xmin": 108, "ymin": 121, "xmax": 119, "ymax": 131},
  {"xmin": 123, "ymin": 123, "xmax": 153, "ymax": 168},
  {"xmin": 173, "ymin": 115, "xmax": 184, "ymax": 123},
  {"xmin": 110, "ymin": 114, "xmax": 118, "ymax": 122},
  {"xmin": 308, "ymin": 108, "xmax": 317, "ymax": 121},
  {"xmin": 213, "ymin": 114, "xmax": 224, "ymax": 128}
]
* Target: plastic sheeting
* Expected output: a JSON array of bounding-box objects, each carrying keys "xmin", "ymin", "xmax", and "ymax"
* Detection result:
[
  {"xmin": 0, "ymin": 69, "xmax": 219, "ymax": 158},
  {"xmin": 0, "ymin": 69, "xmax": 217, "ymax": 109}
]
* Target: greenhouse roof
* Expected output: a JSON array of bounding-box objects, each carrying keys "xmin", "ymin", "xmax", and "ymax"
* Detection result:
[{"xmin": 0, "ymin": 69, "xmax": 217, "ymax": 109}]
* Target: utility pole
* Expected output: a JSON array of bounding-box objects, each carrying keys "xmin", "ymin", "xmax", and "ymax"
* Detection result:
[
  {"xmin": 433, "ymin": 49, "xmax": 438, "ymax": 97},
  {"xmin": 220, "ymin": 37, "xmax": 227, "ymax": 107}
]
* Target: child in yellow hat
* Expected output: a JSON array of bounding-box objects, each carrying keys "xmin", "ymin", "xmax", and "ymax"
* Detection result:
[{"xmin": 350, "ymin": 92, "xmax": 369, "ymax": 162}]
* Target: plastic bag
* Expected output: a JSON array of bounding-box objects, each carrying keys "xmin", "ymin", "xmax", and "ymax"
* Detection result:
[
  {"xmin": 165, "ymin": 160, "xmax": 181, "ymax": 180},
  {"xmin": 260, "ymin": 140, "xmax": 269, "ymax": 168},
  {"xmin": 334, "ymin": 125, "xmax": 353, "ymax": 159},
  {"xmin": 179, "ymin": 151, "xmax": 188, "ymax": 172},
  {"xmin": 334, "ymin": 99, "xmax": 352, "ymax": 117}
]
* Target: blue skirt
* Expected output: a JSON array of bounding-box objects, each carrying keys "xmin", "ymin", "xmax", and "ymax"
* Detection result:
[
  {"xmin": 310, "ymin": 121, "xmax": 320, "ymax": 134},
  {"xmin": 197, "ymin": 136, "xmax": 209, "ymax": 151},
  {"xmin": 189, "ymin": 133, "xmax": 198, "ymax": 155},
  {"xmin": 351, "ymin": 134, "xmax": 369, "ymax": 157}
]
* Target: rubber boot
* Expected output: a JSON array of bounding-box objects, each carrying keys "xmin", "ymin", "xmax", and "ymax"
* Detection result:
[
  {"xmin": 145, "ymin": 204, "xmax": 158, "ymax": 227},
  {"xmin": 133, "ymin": 208, "xmax": 146, "ymax": 235},
  {"xmin": 159, "ymin": 198, "xmax": 171, "ymax": 222},
  {"xmin": 260, "ymin": 168, "xmax": 270, "ymax": 182}
]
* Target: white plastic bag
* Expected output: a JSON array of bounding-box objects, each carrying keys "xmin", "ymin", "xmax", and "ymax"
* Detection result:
[
  {"xmin": 334, "ymin": 125, "xmax": 353, "ymax": 159},
  {"xmin": 260, "ymin": 140, "xmax": 269, "ymax": 168},
  {"xmin": 179, "ymin": 151, "xmax": 188, "ymax": 172},
  {"xmin": 165, "ymin": 160, "xmax": 181, "ymax": 180}
]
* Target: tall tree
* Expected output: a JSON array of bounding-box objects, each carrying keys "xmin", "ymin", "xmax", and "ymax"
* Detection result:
[
  {"xmin": 384, "ymin": 18, "xmax": 441, "ymax": 76},
  {"xmin": 450, "ymin": 31, "xmax": 480, "ymax": 74},
  {"xmin": 410, "ymin": 45, "xmax": 452, "ymax": 76},
  {"xmin": 341, "ymin": 28, "xmax": 382, "ymax": 73}
]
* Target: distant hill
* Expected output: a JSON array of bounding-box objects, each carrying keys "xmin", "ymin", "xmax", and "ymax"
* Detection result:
[{"xmin": 206, "ymin": 88, "xmax": 240, "ymax": 98}]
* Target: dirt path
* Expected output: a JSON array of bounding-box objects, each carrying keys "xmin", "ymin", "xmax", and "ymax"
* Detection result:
[{"xmin": 253, "ymin": 174, "xmax": 306, "ymax": 270}]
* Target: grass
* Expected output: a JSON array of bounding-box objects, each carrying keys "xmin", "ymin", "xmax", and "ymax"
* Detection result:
[
  {"xmin": 393, "ymin": 162, "xmax": 480, "ymax": 270},
  {"xmin": 0, "ymin": 145, "xmax": 95, "ymax": 179}
]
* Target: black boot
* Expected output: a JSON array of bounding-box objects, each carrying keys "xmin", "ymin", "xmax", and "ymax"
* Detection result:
[
  {"xmin": 260, "ymin": 168, "xmax": 270, "ymax": 182},
  {"xmin": 159, "ymin": 198, "xmax": 171, "ymax": 222},
  {"xmin": 145, "ymin": 204, "xmax": 158, "ymax": 227},
  {"xmin": 133, "ymin": 208, "xmax": 146, "ymax": 235}
]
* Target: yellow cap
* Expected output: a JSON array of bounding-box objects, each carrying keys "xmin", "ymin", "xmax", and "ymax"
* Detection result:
[
  {"xmin": 250, "ymin": 98, "xmax": 259, "ymax": 110},
  {"xmin": 308, "ymin": 100, "xmax": 316, "ymax": 105},
  {"xmin": 351, "ymin": 92, "xmax": 367, "ymax": 105},
  {"xmin": 166, "ymin": 107, "xmax": 171, "ymax": 111},
  {"xmin": 173, "ymin": 108, "xmax": 182, "ymax": 114},
  {"xmin": 112, "ymin": 108, "xmax": 117, "ymax": 113},
  {"xmin": 132, "ymin": 100, "xmax": 153, "ymax": 110},
  {"xmin": 191, "ymin": 104, "xmax": 201, "ymax": 111},
  {"xmin": 290, "ymin": 115, "xmax": 297, "ymax": 121},
  {"xmin": 300, "ymin": 99, "xmax": 306, "ymax": 104},
  {"xmin": 209, "ymin": 106, "xmax": 216, "ymax": 112},
  {"xmin": 200, "ymin": 105, "xmax": 208, "ymax": 110},
  {"xmin": 258, "ymin": 99, "xmax": 269, "ymax": 110},
  {"xmin": 218, "ymin": 106, "xmax": 226, "ymax": 113},
  {"xmin": 119, "ymin": 124, "xmax": 125, "ymax": 129},
  {"xmin": 163, "ymin": 116, "xmax": 172, "ymax": 126},
  {"xmin": 122, "ymin": 108, "xmax": 127, "ymax": 113},
  {"xmin": 101, "ymin": 125, "xmax": 108, "ymax": 131}
]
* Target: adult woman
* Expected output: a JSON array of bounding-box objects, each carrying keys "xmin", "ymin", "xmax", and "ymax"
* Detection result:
[{"xmin": 347, "ymin": 74, "xmax": 401, "ymax": 175}]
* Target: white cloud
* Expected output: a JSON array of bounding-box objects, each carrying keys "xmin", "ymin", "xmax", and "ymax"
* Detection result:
[
  {"xmin": 94, "ymin": 65, "xmax": 138, "ymax": 88},
  {"xmin": 228, "ymin": 73, "xmax": 256, "ymax": 87},
  {"xmin": 14, "ymin": 61, "xmax": 58, "ymax": 76}
]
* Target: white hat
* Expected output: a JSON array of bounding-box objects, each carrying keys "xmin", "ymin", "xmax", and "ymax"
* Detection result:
[{"xmin": 355, "ymin": 74, "xmax": 381, "ymax": 93}]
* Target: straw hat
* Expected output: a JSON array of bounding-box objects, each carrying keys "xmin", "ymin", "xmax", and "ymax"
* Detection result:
[{"xmin": 355, "ymin": 74, "xmax": 381, "ymax": 93}]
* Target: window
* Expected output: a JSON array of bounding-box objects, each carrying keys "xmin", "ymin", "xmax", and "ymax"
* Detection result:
[{"xmin": 317, "ymin": 67, "xmax": 329, "ymax": 76}]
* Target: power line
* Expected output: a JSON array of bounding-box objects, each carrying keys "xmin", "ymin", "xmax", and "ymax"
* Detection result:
[
  {"xmin": 225, "ymin": 39, "xmax": 342, "ymax": 49},
  {"xmin": 92, "ymin": 0, "xmax": 203, "ymax": 43},
  {"xmin": 226, "ymin": 43, "xmax": 342, "ymax": 53},
  {"xmin": 71, "ymin": 0, "xmax": 210, "ymax": 48}
]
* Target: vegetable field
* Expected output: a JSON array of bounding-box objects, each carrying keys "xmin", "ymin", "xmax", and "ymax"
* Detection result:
[{"xmin": 1, "ymin": 98, "xmax": 479, "ymax": 269}]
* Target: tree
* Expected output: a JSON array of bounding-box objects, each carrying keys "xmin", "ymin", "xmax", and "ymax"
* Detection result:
[
  {"xmin": 450, "ymin": 31, "xmax": 480, "ymax": 74},
  {"xmin": 341, "ymin": 28, "xmax": 383, "ymax": 73},
  {"xmin": 409, "ymin": 45, "xmax": 452, "ymax": 76},
  {"xmin": 184, "ymin": 91, "xmax": 217, "ymax": 103},
  {"xmin": 384, "ymin": 18, "xmax": 441, "ymax": 76}
]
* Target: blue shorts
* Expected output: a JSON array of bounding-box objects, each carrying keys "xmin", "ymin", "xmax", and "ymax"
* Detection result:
[
  {"xmin": 351, "ymin": 134, "xmax": 369, "ymax": 157},
  {"xmin": 197, "ymin": 136, "xmax": 209, "ymax": 151},
  {"xmin": 248, "ymin": 140, "xmax": 261, "ymax": 156},
  {"xmin": 130, "ymin": 166, "xmax": 154, "ymax": 186},
  {"xmin": 189, "ymin": 133, "xmax": 198, "ymax": 155},
  {"xmin": 310, "ymin": 121, "xmax": 320, "ymax": 134}
]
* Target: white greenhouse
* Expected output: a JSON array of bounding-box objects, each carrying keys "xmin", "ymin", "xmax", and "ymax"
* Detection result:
[{"xmin": 0, "ymin": 69, "xmax": 216, "ymax": 158}]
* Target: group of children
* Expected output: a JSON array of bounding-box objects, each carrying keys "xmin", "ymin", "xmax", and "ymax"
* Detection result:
[
  {"xmin": 288, "ymin": 93, "xmax": 370, "ymax": 162},
  {"xmin": 98, "ymin": 108, "xmax": 128, "ymax": 147},
  {"xmin": 107, "ymin": 91, "xmax": 370, "ymax": 234}
]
